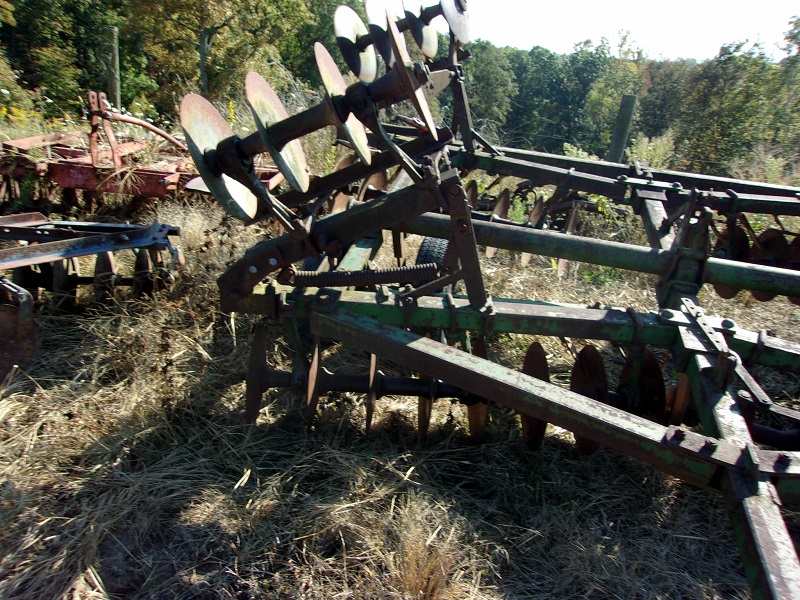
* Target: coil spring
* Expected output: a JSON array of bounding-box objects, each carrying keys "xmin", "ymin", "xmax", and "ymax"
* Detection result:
[{"xmin": 292, "ymin": 262, "xmax": 439, "ymax": 287}]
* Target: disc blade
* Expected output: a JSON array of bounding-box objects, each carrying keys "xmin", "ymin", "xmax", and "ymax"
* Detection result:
[
  {"xmin": 403, "ymin": 0, "xmax": 438, "ymax": 57},
  {"xmin": 305, "ymin": 338, "xmax": 322, "ymax": 426},
  {"xmin": 789, "ymin": 236, "xmax": 800, "ymax": 306},
  {"xmin": 246, "ymin": 325, "xmax": 270, "ymax": 423},
  {"xmin": 485, "ymin": 189, "xmax": 510, "ymax": 258},
  {"xmin": 335, "ymin": 6, "xmax": 378, "ymax": 82},
  {"xmin": 441, "ymin": 0, "xmax": 470, "ymax": 44},
  {"xmin": 366, "ymin": 353, "xmax": 378, "ymax": 433},
  {"xmin": 570, "ymin": 345, "xmax": 608, "ymax": 455},
  {"xmin": 180, "ymin": 94, "xmax": 258, "ymax": 221},
  {"xmin": 520, "ymin": 341, "xmax": 549, "ymax": 450},
  {"xmin": 315, "ymin": 43, "xmax": 373, "ymax": 165},
  {"xmin": 467, "ymin": 337, "xmax": 489, "ymax": 444},
  {"xmin": 711, "ymin": 225, "xmax": 750, "ymax": 299},
  {"xmin": 366, "ymin": 0, "xmax": 404, "ymax": 66},
  {"xmin": 751, "ymin": 229, "xmax": 789, "ymax": 301},
  {"xmin": 245, "ymin": 71, "xmax": 310, "ymax": 193},
  {"xmin": 618, "ymin": 348, "xmax": 667, "ymax": 424},
  {"xmin": 386, "ymin": 17, "xmax": 438, "ymax": 140},
  {"xmin": 0, "ymin": 303, "xmax": 40, "ymax": 380}
]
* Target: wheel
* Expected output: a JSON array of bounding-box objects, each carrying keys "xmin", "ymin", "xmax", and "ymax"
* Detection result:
[{"xmin": 415, "ymin": 236, "xmax": 457, "ymax": 294}]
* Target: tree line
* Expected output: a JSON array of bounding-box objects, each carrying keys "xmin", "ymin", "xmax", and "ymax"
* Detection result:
[{"xmin": 0, "ymin": 1, "xmax": 798, "ymax": 180}]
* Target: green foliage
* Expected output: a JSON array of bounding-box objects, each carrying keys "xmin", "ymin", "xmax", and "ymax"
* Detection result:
[
  {"xmin": 628, "ymin": 130, "xmax": 677, "ymax": 169},
  {"xmin": 463, "ymin": 41, "xmax": 518, "ymax": 127},
  {"xmin": 673, "ymin": 43, "xmax": 781, "ymax": 174},
  {"xmin": 0, "ymin": 51, "xmax": 33, "ymax": 112}
]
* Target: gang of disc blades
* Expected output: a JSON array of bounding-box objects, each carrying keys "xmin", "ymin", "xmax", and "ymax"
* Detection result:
[
  {"xmin": 244, "ymin": 71, "xmax": 309, "ymax": 193},
  {"xmin": 440, "ymin": 0, "xmax": 470, "ymax": 43},
  {"xmin": 386, "ymin": 17, "xmax": 438, "ymax": 140},
  {"xmin": 180, "ymin": 94, "xmax": 258, "ymax": 221},
  {"xmin": 334, "ymin": 5, "xmax": 378, "ymax": 82},
  {"xmin": 314, "ymin": 43, "xmax": 372, "ymax": 165},
  {"xmin": 403, "ymin": 0, "xmax": 438, "ymax": 57}
]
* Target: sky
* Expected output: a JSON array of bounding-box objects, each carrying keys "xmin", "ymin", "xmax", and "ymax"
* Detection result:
[{"xmin": 452, "ymin": 1, "xmax": 798, "ymax": 61}]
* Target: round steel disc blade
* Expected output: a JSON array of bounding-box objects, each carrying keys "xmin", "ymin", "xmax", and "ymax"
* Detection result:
[
  {"xmin": 366, "ymin": 0, "xmax": 403, "ymax": 66},
  {"xmin": 465, "ymin": 179, "xmax": 477, "ymax": 208},
  {"xmin": 403, "ymin": 0, "xmax": 438, "ymax": 57},
  {"xmin": 0, "ymin": 303, "xmax": 40, "ymax": 380},
  {"xmin": 366, "ymin": 354, "xmax": 378, "ymax": 433},
  {"xmin": 618, "ymin": 349, "xmax": 666, "ymax": 424},
  {"xmin": 245, "ymin": 71, "xmax": 310, "ymax": 193},
  {"xmin": 180, "ymin": 94, "xmax": 258, "ymax": 221},
  {"xmin": 387, "ymin": 17, "xmax": 438, "ymax": 141},
  {"xmin": 529, "ymin": 198, "xmax": 545, "ymax": 227},
  {"xmin": 751, "ymin": 229, "xmax": 789, "ymax": 301},
  {"xmin": 335, "ymin": 6, "xmax": 378, "ymax": 83},
  {"xmin": 468, "ymin": 337, "xmax": 489, "ymax": 444},
  {"xmin": 93, "ymin": 251, "xmax": 116, "ymax": 303},
  {"xmin": 789, "ymin": 236, "xmax": 800, "ymax": 305},
  {"xmin": 570, "ymin": 345, "xmax": 608, "ymax": 455},
  {"xmin": 357, "ymin": 170, "xmax": 389, "ymax": 202},
  {"xmin": 329, "ymin": 153, "xmax": 356, "ymax": 213},
  {"xmin": 520, "ymin": 342, "xmax": 549, "ymax": 449},
  {"xmin": 314, "ymin": 43, "xmax": 372, "ymax": 165},
  {"xmin": 245, "ymin": 326, "xmax": 270, "ymax": 423},
  {"xmin": 712, "ymin": 225, "xmax": 750, "ymax": 299},
  {"xmin": 440, "ymin": 0, "xmax": 470, "ymax": 43},
  {"xmin": 485, "ymin": 189, "xmax": 510, "ymax": 258},
  {"xmin": 666, "ymin": 373, "xmax": 691, "ymax": 426},
  {"xmin": 305, "ymin": 338, "xmax": 322, "ymax": 425}
]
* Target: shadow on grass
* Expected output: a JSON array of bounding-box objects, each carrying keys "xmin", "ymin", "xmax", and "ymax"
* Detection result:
[{"xmin": 0, "ymin": 310, "xmax": 768, "ymax": 599}]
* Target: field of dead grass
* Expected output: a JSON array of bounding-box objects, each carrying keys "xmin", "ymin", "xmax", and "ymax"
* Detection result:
[{"xmin": 1, "ymin": 195, "xmax": 799, "ymax": 599}]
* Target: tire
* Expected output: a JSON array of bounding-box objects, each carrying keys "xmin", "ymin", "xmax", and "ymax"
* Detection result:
[{"xmin": 415, "ymin": 237, "xmax": 458, "ymax": 294}]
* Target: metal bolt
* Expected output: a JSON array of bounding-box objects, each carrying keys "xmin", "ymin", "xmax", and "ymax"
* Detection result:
[
  {"xmin": 736, "ymin": 389, "xmax": 753, "ymax": 403},
  {"xmin": 268, "ymin": 257, "xmax": 278, "ymax": 266},
  {"xmin": 671, "ymin": 428, "xmax": 685, "ymax": 442},
  {"xmin": 776, "ymin": 453, "xmax": 792, "ymax": 466},
  {"xmin": 248, "ymin": 266, "xmax": 258, "ymax": 274},
  {"xmin": 704, "ymin": 437, "xmax": 718, "ymax": 449},
  {"xmin": 721, "ymin": 318, "xmax": 735, "ymax": 329},
  {"xmin": 661, "ymin": 310, "xmax": 674, "ymax": 319},
  {"xmin": 457, "ymin": 219, "xmax": 468, "ymax": 233}
]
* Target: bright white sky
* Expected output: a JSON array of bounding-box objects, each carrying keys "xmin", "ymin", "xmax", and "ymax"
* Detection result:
[{"xmin": 451, "ymin": 1, "xmax": 798, "ymax": 61}]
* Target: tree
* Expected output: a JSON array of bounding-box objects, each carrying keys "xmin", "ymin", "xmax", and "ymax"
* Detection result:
[
  {"xmin": 123, "ymin": 0, "xmax": 312, "ymax": 112},
  {"xmin": 674, "ymin": 43, "xmax": 781, "ymax": 174},
  {"xmin": 462, "ymin": 40, "xmax": 518, "ymax": 133}
]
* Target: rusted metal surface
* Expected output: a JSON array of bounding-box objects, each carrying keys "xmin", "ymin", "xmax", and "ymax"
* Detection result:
[{"xmin": 0, "ymin": 278, "xmax": 39, "ymax": 380}]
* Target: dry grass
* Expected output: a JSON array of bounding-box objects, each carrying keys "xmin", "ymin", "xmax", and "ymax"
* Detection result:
[{"xmin": 0, "ymin": 197, "xmax": 797, "ymax": 599}]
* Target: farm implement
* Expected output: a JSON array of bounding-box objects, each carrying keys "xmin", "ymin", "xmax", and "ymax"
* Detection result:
[{"xmin": 178, "ymin": 1, "xmax": 800, "ymax": 597}]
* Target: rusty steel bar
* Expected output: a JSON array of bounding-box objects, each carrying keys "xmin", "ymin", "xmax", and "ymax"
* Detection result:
[{"xmin": 0, "ymin": 222, "xmax": 177, "ymax": 269}]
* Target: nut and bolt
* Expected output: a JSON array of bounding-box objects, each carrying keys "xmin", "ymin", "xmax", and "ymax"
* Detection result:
[
  {"xmin": 721, "ymin": 318, "xmax": 735, "ymax": 329},
  {"xmin": 248, "ymin": 266, "xmax": 258, "ymax": 274},
  {"xmin": 776, "ymin": 453, "xmax": 792, "ymax": 466},
  {"xmin": 671, "ymin": 428, "xmax": 686, "ymax": 442},
  {"xmin": 268, "ymin": 257, "xmax": 278, "ymax": 266}
]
